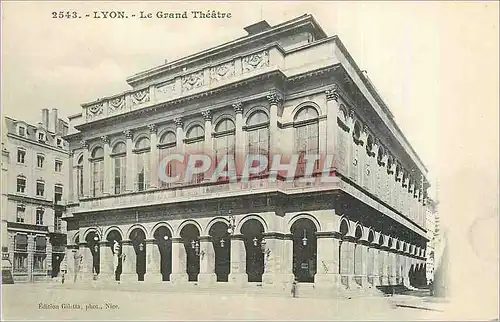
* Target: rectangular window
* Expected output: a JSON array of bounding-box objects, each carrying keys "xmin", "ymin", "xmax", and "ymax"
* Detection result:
[
  {"xmin": 54, "ymin": 210, "xmax": 62, "ymax": 232},
  {"xmin": 13, "ymin": 235, "xmax": 28, "ymax": 273},
  {"xmin": 38, "ymin": 132, "xmax": 46, "ymax": 142},
  {"xmin": 114, "ymin": 156, "xmax": 126, "ymax": 194},
  {"xmin": 54, "ymin": 185, "xmax": 63, "ymax": 203},
  {"xmin": 33, "ymin": 236, "xmax": 47, "ymax": 272},
  {"xmin": 18, "ymin": 127, "xmax": 26, "ymax": 137},
  {"xmin": 55, "ymin": 160, "xmax": 62, "ymax": 172},
  {"xmin": 16, "ymin": 205, "xmax": 25, "ymax": 223},
  {"xmin": 36, "ymin": 208, "xmax": 44, "ymax": 225},
  {"xmin": 77, "ymin": 166, "xmax": 84, "ymax": 197},
  {"xmin": 36, "ymin": 181, "xmax": 45, "ymax": 197},
  {"xmin": 16, "ymin": 177, "xmax": 26, "ymax": 193},
  {"xmin": 92, "ymin": 160, "xmax": 104, "ymax": 197},
  {"xmin": 135, "ymin": 152, "xmax": 150, "ymax": 191},
  {"xmin": 37, "ymin": 155, "xmax": 44, "ymax": 168},
  {"xmin": 56, "ymin": 138, "xmax": 63, "ymax": 148},
  {"xmin": 17, "ymin": 149, "xmax": 25, "ymax": 163}
]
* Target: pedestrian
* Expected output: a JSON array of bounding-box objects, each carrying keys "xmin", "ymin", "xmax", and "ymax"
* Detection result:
[
  {"xmin": 291, "ymin": 279, "xmax": 298, "ymax": 298},
  {"xmin": 429, "ymin": 279, "xmax": 434, "ymax": 296}
]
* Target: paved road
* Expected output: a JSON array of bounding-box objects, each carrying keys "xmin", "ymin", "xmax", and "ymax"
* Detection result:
[{"xmin": 2, "ymin": 284, "xmax": 444, "ymax": 321}]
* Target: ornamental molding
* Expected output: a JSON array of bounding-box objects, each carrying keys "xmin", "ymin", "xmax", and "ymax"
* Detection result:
[
  {"xmin": 266, "ymin": 92, "xmax": 283, "ymax": 105},
  {"xmin": 123, "ymin": 130, "xmax": 133, "ymax": 139},
  {"xmin": 201, "ymin": 110, "xmax": 212, "ymax": 121},
  {"xmin": 174, "ymin": 117, "xmax": 183, "ymax": 128},
  {"xmin": 148, "ymin": 124, "xmax": 158, "ymax": 134},
  {"xmin": 325, "ymin": 84, "xmax": 340, "ymax": 101},
  {"xmin": 232, "ymin": 102, "xmax": 243, "ymax": 114},
  {"xmin": 80, "ymin": 140, "xmax": 89, "ymax": 149},
  {"xmin": 100, "ymin": 135, "xmax": 110, "ymax": 144}
]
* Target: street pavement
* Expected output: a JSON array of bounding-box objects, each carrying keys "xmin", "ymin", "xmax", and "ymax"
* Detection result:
[{"xmin": 2, "ymin": 283, "xmax": 448, "ymax": 321}]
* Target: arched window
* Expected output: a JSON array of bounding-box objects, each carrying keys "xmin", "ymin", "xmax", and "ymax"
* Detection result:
[
  {"xmin": 91, "ymin": 147, "xmax": 104, "ymax": 197},
  {"xmin": 246, "ymin": 111, "xmax": 269, "ymax": 173},
  {"xmin": 214, "ymin": 118, "xmax": 235, "ymax": 169},
  {"xmin": 158, "ymin": 131, "xmax": 177, "ymax": 188},
  {"xmin": 185, "ymin": 125, "xmax": 205, "ymax": 184},
  {"xmin": 294, "ymin": 106, "xmax": 319, "ymax": 176},
  {"xmin": 134, "ymin": 137, "xmax": 151, "ymax": 191},
  {"xmin": 76, "ymin": 155, "xmax": 84, "ymax": 197},
  {"xmin": 112, "ymin": 142, "xmax": 127, "ymax": 194}
]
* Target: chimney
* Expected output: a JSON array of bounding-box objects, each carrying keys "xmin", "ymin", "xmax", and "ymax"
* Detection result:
[
  {"xmin": 41, "ymin": 109, "xmax": 49, "ymax": 130},
  {"xmin": 49, "ymin": 108, "xmax": 58, "ymax": 133}
]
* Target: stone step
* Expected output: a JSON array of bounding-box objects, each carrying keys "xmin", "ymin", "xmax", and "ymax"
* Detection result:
[{"xmin": 49, "ymin": 281, "xmax": 386, "ymax": 299}]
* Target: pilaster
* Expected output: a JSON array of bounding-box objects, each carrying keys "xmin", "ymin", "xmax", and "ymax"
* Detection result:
[
  {"xmin": 124, "ymin": 130, "xmax": 135, "ymax": 192},
  {"xmin": 170, "ymin": 237, "xmax": 188, "ymax": 284},
  {"xmin": 148, "ymin": 125, "xmax": 158, "ymax": 189},
  {"xmin": 233, "ymin": 103, "xmax": 244, "ymax": 176},
  {"xmin": 144, "ymin": 239, "xmax": 162, "ymax": 282},
  {"xmin": 198, "ymin": 236, "xmax": 216, "ymax": 285},
  {"xmin": 314, "ymin": 233, "xmax": 341, "ymax": 289},
  {"xmin": 228, "ymin": 235, "xmax": 247, "ymax": 286},
  {"xmin": 101, "ymin": 136, "xmax": 111, "ymax": 195},
  {"xmin": 120, "ymin": 240, "xmax": 137, "ymax": 283},
  {"xmin": 266, "ymin": 92, "xmax": 282, "ymax": 157},
  {"xmin": 325, "ymin": 86, "xmax": 340, "ymax": 165},
  {"xmin": 99, "ymin": 241, "xmax": 114, "ymax": 282},
  {"xmin": 80, "ymin": 140, "xmax": 90, "ymax": 197}
]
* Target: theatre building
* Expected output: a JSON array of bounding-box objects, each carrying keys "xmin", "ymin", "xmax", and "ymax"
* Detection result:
[{"xmin": 64, "ymin": 15, "xmax": 430, "ymax": 290}]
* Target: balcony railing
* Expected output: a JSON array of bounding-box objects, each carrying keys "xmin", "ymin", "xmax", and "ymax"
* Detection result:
[{"xmin": 77, "ymin": 174, "xmax": 341, "ymax": 213}]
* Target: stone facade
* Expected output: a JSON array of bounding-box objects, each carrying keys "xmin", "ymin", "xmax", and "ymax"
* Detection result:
[
  {"xmin": 2, "ymin": 109, "xmax": 70, "ymax": 283},
  {"xmin": 63, "ymin": 15, "xmax": 430, "ymax": 291}
]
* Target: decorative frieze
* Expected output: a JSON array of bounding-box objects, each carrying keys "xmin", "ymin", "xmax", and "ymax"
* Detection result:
[
  {"xmin": 210, "ymin": 61, "xmax": 235, "ymax": 83},
  {"xmin": 86, "ymin": 102, "xmax": 104, "ymax": 120},
  {"xmin": 130, "ymin": 88, "xmax": 150, "ymax": 106},
  {"xmin": 242, "ymin": 50, "xmax": 269, "ymax": 73},
  {"xmin": 182, "ymin": 71, "xmax": 204, "ymax": 92},
  {"xmin": 108, "ymin": 96, "xmax": 125, "ymax": 113},
  {"xmin": 156, "ymin": 81, "xmax": 176, "ymax": 98}
]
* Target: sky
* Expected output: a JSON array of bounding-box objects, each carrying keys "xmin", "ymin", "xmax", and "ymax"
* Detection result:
[{"xmin": 2, "ymin": 2, "xmax": 499, "ymax": 316}]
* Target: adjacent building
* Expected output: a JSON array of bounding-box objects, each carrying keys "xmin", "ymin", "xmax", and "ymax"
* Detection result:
[
  {"xmin": 63, "ymin": 15, "xmax": 430, "ymax": 291},
  {"xmin": 2, "ymin": 109, "xmax": 70, "ymax": 282},
  {"xmin": 425, "ymin": 198, "xmax": 438, "ymax": 284}
]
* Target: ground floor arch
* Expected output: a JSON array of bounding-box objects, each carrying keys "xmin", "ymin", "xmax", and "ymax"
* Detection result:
[
  {"xmin": 180, "ymin": 224, "xmax": 201, "ymax": 282},
  {"xmin": 241, "ymin": 219, "xmax": 265, "ymax": 283},
  {"xmin": 209, "ymin": 222, "xmax": 231, "ymax": 282},
  {"xmin": 153, "ymin": 226, "xmax": 173, "ymax": 281},
  {"xmin": 290, "ymin": 217, "xmax": 317, "ymax": 283},
  {"xmin": 129, "ymin": 228, "xmax": 146, "ymax": 281}
]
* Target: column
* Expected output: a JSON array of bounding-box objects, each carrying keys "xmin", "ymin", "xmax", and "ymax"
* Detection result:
[
  {"xmin": 380, "ymin": 248, "xmax": 389, "ymax": 285},
  {"xmin": 145, "ymin": 239, "xmax": 162, "ymax": 282},
  {"xmin": 359, "ymin": 243, "xmax": 369, "ymax": 287},
  {"xmin": 325, "ymin": 86, "xmax": 340, "ymax": 166},
  {"xmin": 228, "ymin": 235, "xmax": 247, "ymax": 286},
  {"xmin": 266, "ymin": 92, "xmax": 282, "ymax": 157},
  {"xmin": 101, "ymin": 136, "xmax": 111, "ymax": 195},
  {"xmin": 65, "ymin": 247, "xmax": 76, "ymax": 283},
  {"xmin": 281, "ymin": 235, "xmax": 294, "ymax": 289},
  {"xmin": 80, "ymin": 140, "xmax": 90, "ymax": 197},
  {"xmin": 372, "ymin": 244, "xmax": 380, "ymax": 286},
  {"xmin": 78, "ymin": 242, "xmax": 93, "ymax": 282},
  {"xmin": 27, "ymin": 235, "xmax": 34, "ymax": 282},
  {"xmin": 345, "ymin": 239, "xmax": 356, "ymax": 289},
  {"xmin": 371, "ymin": 140, "xmax": 379, "ymax": 195},
  {"xmin": 198, "ymin": 236, "xmax": 216, "ymax": 284},
  {"xmin": 347, "ymin": 110, "xmax": 355, "ymax": 180},
  {"xmin": 262, "ymin": 235, "xmax": 290, "ymax": 288},
  {"xmin": 170, "ymin": 237, "xmax": 188, "ymax": 284},
  {"xmin": 120, "ymin": 241, "xmax": 137, "ymax": 283},
  {"xmin": 124, "ymin": 130, "xmax": 135, "ymax": 192},
  {"xmin": 314, "ymin": 233, "xmax": 341, "ymax": 289},
  {"xmin": 233, "ymin": 103, "xmax": 244, "ymax": 176},
  {"xmin": 147, "ymin": 125, "xmax": 158, "ymax": 189},
  {"xmin": 201, "ymin": 111, "xmax": 214, "ymax": 181},
  {"xmin": 99, "ymin": 241, "xmax": 114, "ymax": 282},
  {"xmin": 174, "ymin": 118, "xmax": 184, "ymax": 184}
]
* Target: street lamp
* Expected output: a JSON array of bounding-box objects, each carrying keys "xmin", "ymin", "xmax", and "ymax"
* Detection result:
[
  {"xmin": 163, "ymin": 235, "xmax": 169, "ymax": 241},
  {"xmin": 302, "ymin": 229, "xmax": 308, "ymax": 246},
  {"xmin": 138, "ymin": 242, "xmax": 144, "ymax": 252},
  {"xmin": 220, "ymin": 238, "xmax": 225, "ymax": 248},
  {"xmin": 191, "ymin": 239, "xmax": 200, "ymax": 256}
]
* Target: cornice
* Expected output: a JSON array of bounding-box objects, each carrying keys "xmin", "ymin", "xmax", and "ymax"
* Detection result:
[{"xmin": 6, "ymin": 133, "xmax": 70, "ymax": 155}]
